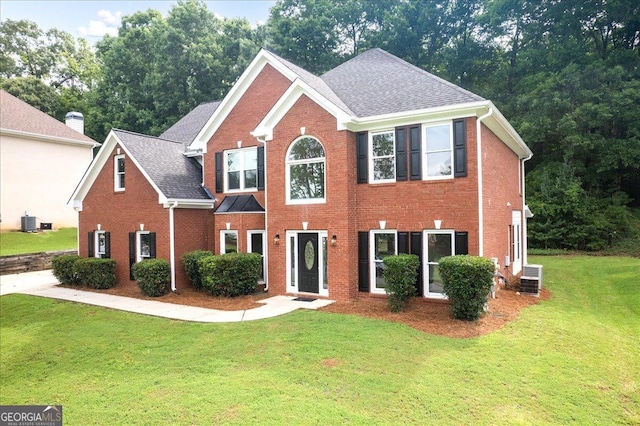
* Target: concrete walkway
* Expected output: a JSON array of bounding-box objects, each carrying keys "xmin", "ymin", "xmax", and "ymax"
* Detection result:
[{"xmin": 0, "ymin": 270, "xmax": 334, "ymax": 322}]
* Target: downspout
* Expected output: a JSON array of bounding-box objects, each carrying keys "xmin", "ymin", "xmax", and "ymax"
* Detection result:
[
  {"xmin": 169, "ymin": 201, "xmax": 179, "ymax": 292},
  {"xmin": 476, "ymin": 107, "xmax": 493, "ymax": 257},
  {"xmin": 522, "ymin": 152, "xmax": 533, "ymax": 266},
  {"xmin": 256, "ymin": 136, "xmax": 269, "ymax": 290}
]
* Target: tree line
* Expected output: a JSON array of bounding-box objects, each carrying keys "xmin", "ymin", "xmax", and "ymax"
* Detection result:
[{"xmin": 1, "ymin": 0, "xmax": 638, "ymax": 252}]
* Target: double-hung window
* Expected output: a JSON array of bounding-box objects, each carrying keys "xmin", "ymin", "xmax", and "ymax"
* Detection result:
[
  {"xmin": 114, "ymin": 154, "xmax": 125, "ymax": 191},
  {"xmin": 370, "ymin": 230, "xmax": 397, "ymax": 294},
  {"xmin": 369, "ymin": 131, "xmax": 395, "ymax": 183},
  {"xmin": 423, "ymin": 123, "xmax": 453, "ymax": 179},
  {"xmin": 286, "ymin": 137, "xmax": 325, "ymax": 203},
  {"xmin": 220, "ymin": 230, "xmax": 238, "ymax": 254},
  {"xmin": 225, "ymin": 148, "xmax": 257, "ymax": 192},
  {"xmin": 424, "ymin": 230, "xmax": 454, "ymax": 298}
]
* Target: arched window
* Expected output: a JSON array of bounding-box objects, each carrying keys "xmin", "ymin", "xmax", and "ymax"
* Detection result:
[{"xmin": 286, "ymin": 136, "xmax": 326, "ymax": 203}]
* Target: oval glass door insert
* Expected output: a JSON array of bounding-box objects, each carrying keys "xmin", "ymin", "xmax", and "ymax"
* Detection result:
[{"xmin": 304, "ymin": 240, "xmax": 315, "ymax": 270}]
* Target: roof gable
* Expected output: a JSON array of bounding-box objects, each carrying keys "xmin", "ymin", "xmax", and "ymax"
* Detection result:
[
  {"xmin": 0, "ymin": 90, "xmax": 98, "ymax": 147},
  {"xmin": 321, "ymin": 49, "xmax": 485, "ymax": 117}
]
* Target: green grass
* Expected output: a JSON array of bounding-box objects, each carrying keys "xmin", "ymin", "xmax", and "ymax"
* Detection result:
[
  {"xmin": 1, "ymin": 256, "xmax": 638, "ymax": 425},
  {"xmin": 0, "ymin": 228, "xmax": 77, "ymax": 256}
]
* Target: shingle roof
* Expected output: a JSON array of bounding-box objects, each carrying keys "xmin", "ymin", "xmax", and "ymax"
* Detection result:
[
  {"xmin": 0, "ymin": 90, "xmax": 98, "ymax": 144},
  {"xmin": 321, "ymin": 48, "xmax": 485, "ymax": 117},
  {"xmin": 267, "ymin": 50, "xmax": 355, "ymax": 116},
  {"xmin": 159, "ymin": 101, "xmax": 221, "ymax": 145},
  {"xmin": 113, "ymin": 129, "xmax": 212, "ymax": 200}
]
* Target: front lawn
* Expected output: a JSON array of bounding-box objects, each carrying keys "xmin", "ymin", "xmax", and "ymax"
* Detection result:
[
  {"xmin": 0, "ymin": 255, "xmax": 638, "ymax": 425},
  {"xmin": 0, "ymin": 228, "xmax": 77, "ymax": 256}
]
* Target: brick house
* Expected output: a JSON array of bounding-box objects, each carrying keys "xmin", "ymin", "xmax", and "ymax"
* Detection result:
[{"xmin": 69, "ymin": 48, "xmax": 532, "ymax": 301}]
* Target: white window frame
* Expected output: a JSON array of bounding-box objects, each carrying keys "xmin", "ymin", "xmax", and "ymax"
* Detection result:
[
  {"xmin": 286, "ymin": 136, "xmax": 326, "ymax": 205},
  {"xmin": 512, "ymin": 210, "xmax": 522, "ymax": 273},
  {"xmin": 136, "ymin": 231, "xmax": 151, "ymax": 262},
  {"xmin": 114, "ymin": 154, "xmax": 125, "ymax": 191},
  {"xmin": 423, "ymin": 230, "xmax": 455, "ymax": 299},
  {"xmin": 369, "ymin": 130, "xmax": 396, "ymax": 183},
  {"xmin": 422, "ymin": 122, "xmax": 454, "ymax": 180},
  {"xmin": 285, "ymin": 230, "xmax": 329, "ymax": 297},
  {"xmin": 220, "ymin": 230, "xmax": 239, "ymax": 254},
  {"xmin": 224, "ymin": 147, "xmax": 258, "ymax": 192},
  {"xmin": 95, "ymin": 230, "xmax": 107, "ymax": 258},
  {"xmin": 369, "ymin": 230, "xmax": 398, "ymax": 294},
  {"xmin": 247, "ymin": 230, "xmax": 266, "ymax": 283}
]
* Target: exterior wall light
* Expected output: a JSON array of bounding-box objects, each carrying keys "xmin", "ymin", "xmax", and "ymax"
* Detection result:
[
  {"xmin": 331, "ymin": 235, "xmax": 337, "ymax": 247},
  {"xmin": 273, "ymin": 234, "xmax": 280, "ymax": 245}
]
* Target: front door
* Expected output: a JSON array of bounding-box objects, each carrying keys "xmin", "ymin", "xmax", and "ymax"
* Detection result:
[{"xmin": 297, "ymin": 233, "xmax": 319, "ymax": 293}]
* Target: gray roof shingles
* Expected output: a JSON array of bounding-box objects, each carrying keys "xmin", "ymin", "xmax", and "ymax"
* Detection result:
[
  {"xmin": 321, "ymin": 48, "xmax": 485, "ymax": 117},
  {"xmin": 159, "ymin": 101, "xmax": 221, "ymax": 145},
  {"xmin": 113, "ymin": 129, "xmax": 212, "ymax": 200}
]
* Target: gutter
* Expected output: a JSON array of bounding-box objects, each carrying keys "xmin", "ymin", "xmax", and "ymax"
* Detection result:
[
  {"xmin": 476, "ymin": 107, "xmax": 493, "ymax": 257},
  {"xmin": 169, "ymin": 201, "xmax": 178, "ymax": 292},
  {"xmin": 521, "ymin": 152, "xmax": 533, "ymax": 266},
  {"xmin": 255, "ymin": 135, "xmax": 269, "ymax": 290}
]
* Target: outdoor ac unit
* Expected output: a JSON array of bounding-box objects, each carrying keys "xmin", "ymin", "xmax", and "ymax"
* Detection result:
[
  {"xmin": 21, "ymin": 215, "xmax": 37, "ymax": 232},
  {"xmin": 522, "ymin": 264, "xmax": 543, "ymax": 289}
]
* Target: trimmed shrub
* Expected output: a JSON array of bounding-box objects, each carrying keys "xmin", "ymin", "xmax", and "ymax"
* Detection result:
[
  {"xmin": 181, "ymin": 250, "xmax": 212, "ymax": 290},
  {"xmin": 199, "ymin": 253, "xmax": 261, "ymax": 297},
  {"xmin": 439, "ymin": 255, "xmax": 495, "ymax": 321},
  {"xmin": 51, "ymin": 254, "xmax": 82, "ymax": 285},
  {"xmin": 382, "ymin": 254, "xmax": 419, "ymax": 312},
  {"xmin": 73, "ymin": 258, "xmax": 116, "ymax": 289},
  {"xmin": 132, "ymin": 259, "xmax": 170, "ymax": 297}
]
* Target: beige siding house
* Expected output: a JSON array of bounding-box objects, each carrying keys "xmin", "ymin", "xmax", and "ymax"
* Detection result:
[{"xmin": 0, "ymin": 90, "xmax": 99, "ymax": 231}]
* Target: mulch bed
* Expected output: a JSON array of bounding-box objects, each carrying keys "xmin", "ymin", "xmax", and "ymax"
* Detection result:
[{"xmin": 62, "ymin": 283, "xmax": 551, "ymax": 338}]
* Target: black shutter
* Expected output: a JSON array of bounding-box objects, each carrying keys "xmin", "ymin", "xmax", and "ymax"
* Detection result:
[
  {"xmin": 395, "ymin": 128, "xmax": 407, "ymax": 181},
  {"xmin": 398, "ymin": 232, "xmax": 409, "ymax": 254},
  {"xmin": 455, "ymin": 231, "xmax": 469, "ymax": 255},
  {"xmin": 149, "ymin": 233, "xmax": 157, "ymax": 259},
  {"xmin": 453, "ymin": 119, "xmax": 467, "ymax": 177},
  {"xmin": 358, "ymin": 231, "xmax": 369, "ymax": 292},
  {"xmin": 409, "ymin": 125, "xmax": 421, "ymax": 180},
  {"xmin": 356, "ymin": 132, "xmax": 368, "ymax": 184},
  {"xmin": 104, "ymin": 232, "xmax": 111, "ymax": 259},
  {"xmin": 88, "ymin": 231, "xmax": 94, "ymax": 258},
  {"xmin": 215, "ymin": 152, "xmax": 223, "ymax": 193},
  {"xmin": 129, "ymin": 232, "xmax": 136, "ymax": 280},
  {"xmin": 411, "ymin": 232, "xmax": 423, "ymax": 296},
  {"xmin": 257, "ymin": 146, "xmax": 265, "ymax": 190}
]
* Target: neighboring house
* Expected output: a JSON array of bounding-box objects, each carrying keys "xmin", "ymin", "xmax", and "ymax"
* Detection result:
[
  {"xmin": 70, "ymin": 48, "xmax": 533, "ymax": 301},
  {"xmin": 0, "ymin": 90, "xmax": 100, "ymax": 231}
]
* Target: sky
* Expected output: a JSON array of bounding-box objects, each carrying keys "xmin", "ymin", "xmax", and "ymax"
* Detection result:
[{"xmin": 0, "ymin": 1, "xmax": 276, "ymax": 42}]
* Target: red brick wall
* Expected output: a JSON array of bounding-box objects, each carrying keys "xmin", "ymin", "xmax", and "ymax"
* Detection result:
[
  {"xmin": 213, "ymin": 213, "xmax": 265, "ymax": 254},
  {"xmin": 173, "ymin": 208, "xmax": 214, "ymax": 288},
  {"xmin": 480, "ymin": 123, "xmax": 523, "ymax": 273},
  {"xmin": 265, "ymin": 95, "xmax": 357, "ymax": 301},
  {"xmin": 79, "ymin": 144, "xmax": 170, "ymax": 288},
  {"xmin": 204, "ymin": 63, "xmax": 292, "ymax": 208},
  {"xmin": 355, "ymin": 117, "xmax": 480, "ymax": 253}
]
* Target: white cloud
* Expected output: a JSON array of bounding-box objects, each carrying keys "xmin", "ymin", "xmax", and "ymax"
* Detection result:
[{"xmin": 78, "ymin": 10, "xmax": 121, "ymax": 38}]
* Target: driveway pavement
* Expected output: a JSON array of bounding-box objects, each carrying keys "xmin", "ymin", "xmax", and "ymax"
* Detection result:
[{"xmin": 0, "ymin": 270, "xmax": 334, "ymax": 322}]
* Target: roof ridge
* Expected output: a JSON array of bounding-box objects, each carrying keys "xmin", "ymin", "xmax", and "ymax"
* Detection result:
[
  {"xmin": 375, "ymin": 48, "xmax": 482, "ymax": 99},
  {"xmin": 113, "ymin": 128, "xmax": 185, "ymax": 145}
]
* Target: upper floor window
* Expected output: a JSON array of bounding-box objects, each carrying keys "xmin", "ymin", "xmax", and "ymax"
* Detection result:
[
  {"xmin": 286, "ymin": 136, "xmax": 325, "ymax": 204},
  {"xmin": 225, "ymin": 147, "xmax": 257, "ymax": 192},
  {"xmin": 369, "ymin": 130, "xmax": 395, "ymax": 183},
  {"xmin": 423, "ymin": 123, "xmax": 453, "ymax": 179},
  {"xmin": 114, "ymin": 155, "xmax": 125, "ymax": 191}
]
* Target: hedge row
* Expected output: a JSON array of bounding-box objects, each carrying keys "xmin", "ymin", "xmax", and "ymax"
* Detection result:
[
  {"xmin": 182, "ymin": 251, "xmax": 261, "ymax": 297},
  {"xmin": 51, "ymin": 255, "xmax": 116, "ymax": 289},
  {"xmin": 132, "ymin": 259, "xmax": 170, "ymax": 297}
]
